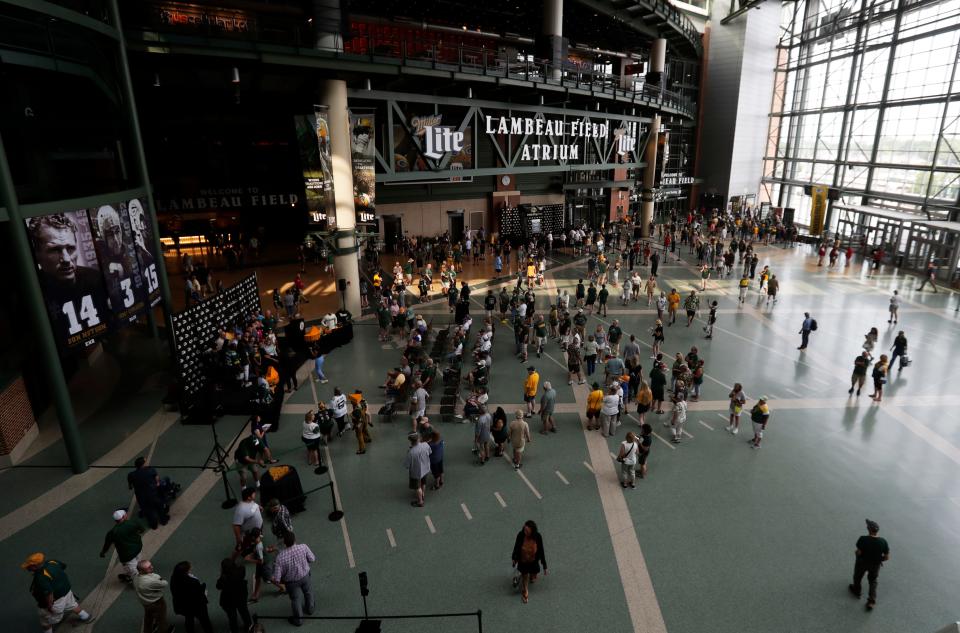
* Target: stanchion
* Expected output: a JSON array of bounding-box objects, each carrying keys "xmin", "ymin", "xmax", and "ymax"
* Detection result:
[{"xmin": 204, "ymin": 421, "xmax": 238, "ymax": 509}]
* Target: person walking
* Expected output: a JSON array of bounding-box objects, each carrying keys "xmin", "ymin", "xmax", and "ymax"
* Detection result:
[
  {"xmin": 726, "ymin": 383, "xmax": 746, "ymax": 434},
  {"xmin": 869, "ymin": 355, "xmax": 889, "ymax": 401},
  {"xmin": 748, "ymin": 397, "xmax": 770, "ymax": 449},
  {"xmin": 704, "ymin": 301, "xmax": 718, "ymax": 339},
  {"xmin": 889, "ymin": 331, "xmax": 908, "ymax": 370},
  {"xmin": 512, "ymin": 520, "xmax": 548, "ymax": 604},
  {"xmin": 915, "ymin": 260, "xmax": 938, "ymax": 292},
  {"xmin": 798, "ymin": 312, "xmax": 816, "ymax": 350},
  {"xmin": 271, "ymin": 532, "xmax": 316, "ymax": 627},
  {"xmin": 617, "ymin": 431, "xmax": 640, "ymax": 489},
  {"xmin": 539, "ymin": 381, "xmax": 558, "ymax": 434},
  {"xmin": 216, "ymin": 559, "xmax": 251, "ymax": 633},
  {"xmin": 645, "ymin": 275, "xmax": 657, "ymax": 305},
  {"xmin": 668, "ymin": 393, "xmax": 687, "ymax": 443},
  {"xmin": 738, "ymin": 274, "xmax": 749, "ymax": 305},
  {"xmin": 99, "ymin": 509, "xmax": 146, "ymax": 583},
  {"xmin": 428, "ymin": 431, "xmax": 445, "ymax": 489},
  {"xmin": 231, "ymin": 487, "xmax": 263, "ymax": 557},
  {"xmin": 597, "ymin": 284, "xmax": 610, "ymax": 317},
  {"xmin": 667, "ymin": 288, "xmax": 681, "ymax": 326},
  {"xmin": 849, "ymin": 519, "xmax": 890, "ymax": 610},
  {"xmin": 649, "ymin": 361, "xmax": 667, "ymax": 414},
  {"xmin": 586, "ymin": 383, "xmax": 603, "ymax": 431},
  {"xmin": 887, "ymin": 290, "xmax": 900, "ymax": 324},
  {"xmin": 21, "ymin": 553, "xmax": 93, "ymax": 633},
  {"xmin": 848, "ymin": 352, "xmax": 871, "ymax": 397},
  {"xmin": 600, "ymin": 385, "xmax": 621, "ymax": 438},
  {"xmin": 508, "ymin": 409, "xmax": 532, "ymax": 469},
  {"xmin": 684, "ymin": 290, "xmax": 700, "ymax": 327},
  {"xmin": 133, "ymin": 560, "xmax": 174, "ymax": 633},
  {"xmin": 523, "ymin": 366, "xmax": 540, "ymax": 418},
  {"xmin": 651, "ymin": 319, "xmax": 664, "ymax": 358},
  {"xmin": 171, "ymin": 561, "xmax": 213, "ymax": 633},
  {"xmin": 404, "ymin": 432, "xmax": 432, "ymax": 507},
  {"xmin": 766, "ymin": 274, "xmax": 779, "ymax": 305}
]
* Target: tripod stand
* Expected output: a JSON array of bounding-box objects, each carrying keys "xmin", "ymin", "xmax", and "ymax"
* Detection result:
[{"xmin": 204, "ymin": 422, "xmax": 238, "ymax": 509}]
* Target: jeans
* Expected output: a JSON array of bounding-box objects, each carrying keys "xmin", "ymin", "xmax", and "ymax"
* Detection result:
[
  {"xmin": 889, "ymin": 350, "xmax": 903, "ymax": 369},
  {"xmin": 800, "ymin": 330, "xmax": 810, "ymax": 348},
  {"xmin": 285, "ymin": 573, "xmax": 315, "ymax": 623},
  {"xmin": 852, "ymin": 560, "xmax": 881, "ymax": 601},
  {"xmin": 585, "ymin": 355, "xmax": 597, "ymax": 375}
]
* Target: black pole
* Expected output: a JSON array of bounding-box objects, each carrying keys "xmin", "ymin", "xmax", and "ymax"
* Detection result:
[
  {"xmin": 477, "ymin": 609, "xmax": 483, "ymax": 633},
  {"xmin": 328, "ymin": 480, "xmax": 344, "ymax": 521},
  {"xmin": 207, "ymin": 422, "xmax": 238, "ymax": 509}
]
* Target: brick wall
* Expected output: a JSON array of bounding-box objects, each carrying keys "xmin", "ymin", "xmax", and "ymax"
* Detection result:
[{"xmin": 0, "ymin": 376, "xmax": 36, "ymax": 456}]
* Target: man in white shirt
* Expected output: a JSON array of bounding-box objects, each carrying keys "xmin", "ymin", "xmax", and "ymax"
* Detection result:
[
  {"xmin": 888, "ymin": 290, "xmax": 900, "ymax": 324},
  {"xmin": 232, "ymin": 486, "xmax": 263, "ymax": 552},
  {"xmin": 410, "ymin": 381, "xmax": 429, "ymax": 425},
  {"xmin": 329, "ymin": 388, "xmax": 349, "ymax": 436},
  {"xmin": 670, "ymin": 394, "xmax": 688, "ymax": 444},
  {"xmin": 404, "ymin": 433, "xmax": 432, "ymax": 507}
]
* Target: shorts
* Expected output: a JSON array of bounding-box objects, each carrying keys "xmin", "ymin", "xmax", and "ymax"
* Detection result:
[
  {"xmin": 302, "ymin": 436, "xmax": 321, "ymax": 450},
  {"xmin": 637, "ymin": 403, "xmax": 650, "ymax": 414},
  {"xmin": 638, "ymin": 452, "xmax": 649, "ymax": 465},
  {"xmin": 409, "ymin": 476, "xmax": 427, "ymax": 490},
  {"xmin": 524, "ymin": 395, "xmax": 535, "ymax": 403},
  {"xmin": 514, "ymin": 445, "xmax": 526, "ymax": 453},
  {"xmin": 752, "ymin": 422, "xmax": 764, "ymax": 438},
  {"xmin": 568, "ymin": 363, "xmax": 581, "ymax": 372},
  {"xmin": 686, "ymin": 309, "xmax": 696, "ymax": 317},
  {"xmin": 586, "ymin": 408, "xmax": 600, "ymax": 419},
  {"xmin": 39, "ymin": 591, "xmax": 79, "ymax": 629},
  {"xmin": 238, "ymin": 462, "xmax": 259, "ymax": 477},
  {"xmin": 430, "ymin": 462, "xmax": 444, "ymax": 477}
]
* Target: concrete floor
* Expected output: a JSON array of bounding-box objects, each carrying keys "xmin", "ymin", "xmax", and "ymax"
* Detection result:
[{"xmin": 2, "ymin": 241, "xmax": 959, "ymax": 633}]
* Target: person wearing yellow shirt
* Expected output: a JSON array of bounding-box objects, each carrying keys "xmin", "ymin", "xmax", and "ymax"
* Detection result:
[
  {"xmin": 523, "ymin": 366, "xmax": 540, "ymax": 418},
  {"xmin": 738, "ymin": 274, "xmax": 750, "ymax": 304},
  {"xmin": 667, "ymin": 289, "xmax": 681, "ymax": 326},
  {"xmin": 585, "ymin": 382, "xmax": 604, "ymax": 430},
  {"xmin": 373, "ymin": 271, "xmax": 382, "ymax": 289}
]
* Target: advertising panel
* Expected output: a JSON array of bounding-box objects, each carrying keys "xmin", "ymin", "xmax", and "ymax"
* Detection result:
[
  {"xmin": 349, "ymin": 112, "xmax": 377, "ymax": 226},
  {"xmin": 89, "ymin": 203, "xmax": 148, "ymax": 325},
  {"xmin": 810, "ymin": 185, "xmax": 828, "ymax": 235},
  {"xmin": 25, "ymin": 211, "xmax": 111, "ymax": 350},
  {"xmin": 392, "ymin": 113, "xmax": 474, "ymax": 182},
  {"xmin": 295, "ymin": 107, "xmax": 335, "ymax": 227},
  {"xmin": 126, "ymin": 198, "xmax": 162, "ymax": 307}
]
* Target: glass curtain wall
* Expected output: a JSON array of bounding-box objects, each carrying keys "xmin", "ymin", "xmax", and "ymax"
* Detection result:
[{"xmin": 761, "ymin": 0, "xmax": 960, "ymax": 227}]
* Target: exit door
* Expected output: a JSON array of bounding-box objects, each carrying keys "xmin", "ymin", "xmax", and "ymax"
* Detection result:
[
  {"xmin": 448, "ymin": 213, "xmax": 464, "ymax": 242},
  {"xmin": 382, "ymin": 215, "xmax": 402, "ymax": 253}
]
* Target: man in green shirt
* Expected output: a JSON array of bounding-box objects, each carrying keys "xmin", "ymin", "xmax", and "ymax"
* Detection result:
[
  {"xmin": 607, "ymin": 320, "xmax": 623, "ymax": 356},
  {"xmin": 849, "ymin": 519, "xmax": 890, "ymax": 610},
  {"xmin": 234, "ymin": 435, "xmax": 264, "ymax": 488},
  {"xmin": 22, "ymin": 553, "xmax": 92, "ymax": 632},
  {"xmin": 100, "ymin": 509, "xmax": 146, "ymax": 582}
]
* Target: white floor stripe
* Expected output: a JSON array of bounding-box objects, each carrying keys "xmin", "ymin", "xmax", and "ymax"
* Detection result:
[
  {"xmin": 506, "ymin": 455, "xmax": 543, "ymax": 499},
  {"xmin": 555, "ymin": 470, "xmax": 570, "ymax": 485},
  {"xmin": 386, "ymin": 528, "xmax": 396, "ymax": 548},
  {"xmin": 651, "ymin": 431, "xmax": 676, "ymax": 450},
  {"xmin": 425, "ymin": 515, "xmax": 436, "ymax": 533},
  {"xmin": 786, "ymin": 387, "xmax": 803, "ymax": 397},
  {"xmin": 610, "ymin": 451, "xmax": 618, "ymax": 460},
  {"xmin": 698, "ymin": 420, "xmax": 715, "ymax": 431},
  {"xmin": 494, "ymin": 491, "xmax": 507, "ymax": 507},
  {"xmin": 682, "ymin": 429, "xmax": 695, "ymax": 439},
  {"xmin": 716, "ymin": 413, "xmax": 728, "ymax": 420},
  {"xmin": 324, "ymin": 445, "xmax": 356, "ymax": 568},
  {"xmin": 461, "ymin": 503, "xmax": 473, "ymax": 520},
  {"xmin": 583, "ymin": 460, "xmax": 595, "ymax": 473}
]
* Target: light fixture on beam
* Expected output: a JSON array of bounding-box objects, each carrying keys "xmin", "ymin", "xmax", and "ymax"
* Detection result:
[{"xmin": 231, "ymin": 67, "xmax": 240, "ymax": 84}]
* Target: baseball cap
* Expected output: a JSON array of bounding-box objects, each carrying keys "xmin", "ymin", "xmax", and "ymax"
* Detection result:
[
  {"xmin": 758, "ymin": 395, "xmax": 769, "ymax": 401},
  {"xmin": 112, "ymin": 509, "xmax": 127, "ymax": 521},
  {"xmin": 527, "ymin": 366, "xmax": 536, "ymax": 372},
  {"xmin": 865, "ymin": 519, "xmax": 880, "ymax": 532},
  {"xmin": 20, "ymin": 552, "xmax": 44, "ymax": 569}
]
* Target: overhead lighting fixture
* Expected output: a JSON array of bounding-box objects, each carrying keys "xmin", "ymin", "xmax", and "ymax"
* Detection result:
[
  {"xmin": 153, "ymin": 73, "xmax": 160, "ymax": 87},
  {"xmin": 231, "ymin": 67, "xmax": 240, "ymax": 84}
]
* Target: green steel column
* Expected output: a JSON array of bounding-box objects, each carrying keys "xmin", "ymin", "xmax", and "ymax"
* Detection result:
[
  {"xmin": 108, "ymin": 0, "xmax": 174, "ymax": 336},
  {"xmin": 0, "ymin": 133, "xmax": 88, "ymax": 473}
]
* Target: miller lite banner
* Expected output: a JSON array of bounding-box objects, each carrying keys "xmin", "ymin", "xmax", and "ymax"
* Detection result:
[
  {"xmin": 349, "ymin": 112, "xmax": 377, "ymax": 226},
  {"xmin": 294, "ymin": 107, "xmax": 335, "ymax": 227},
  {"xmin": 392, "ymin": 113, "xmax": 474, "ymax": 183}
]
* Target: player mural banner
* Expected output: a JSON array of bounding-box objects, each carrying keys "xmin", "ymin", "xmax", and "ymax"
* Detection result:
[
  {"xmin": 810, "ymin": 185, "xmax": 828, "ymax": 235},
  {"xmin": 89, "ymin": 202, "xmax": 148, "ymax": 325},
  {"xmin": 25, "ymin": 198, "xmax": 161, "ymax": 352},
  {"xmin": 295, "ymin": 107, "xmax": 335, "ymax": 227},
  {"xmin": 127, "ymin": 198, "xmax": 161, "ymax": 307},
  {"xmin": 349, "ymin": 111, "xmax": 377, "ymax": 226},
  {"xmin": 25, "ymin": 211, "xmax": 111, "ymax": 350}
]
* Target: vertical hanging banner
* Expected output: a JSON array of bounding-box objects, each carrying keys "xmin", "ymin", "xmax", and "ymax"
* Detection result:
[
  {"xmin": 349, "ymin": 111, "xmax": 377, "ymax": 226},
  {"xmin": 810, "ymin": 185, "xmax": 828, "ymax": 235},
  {"xmin": 88, "ymin": 203, "xmax": 147, "ymax": 325},
  {"xmin": 127, "ymin": 197, "xmax": 162, "ymax": 307},
  {"xmin": 294, "ymin": 107, "xmax": 335, "ymax": 227},
  {"xmin": 25, "ymin": 211, "xmax": 111, "ymax": 350}
]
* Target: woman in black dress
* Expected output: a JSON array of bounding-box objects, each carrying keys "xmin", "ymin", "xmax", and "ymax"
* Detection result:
[
  {"xmin": 216, "ymin": 558, "xmax": 251, "ymax": 633},
  {"xmin": 170, "ymin": 561, "xmax": 213, "ymax": 633},
  {"xmin": 512, "ymin": 520, "xmax": 548, "ymax": 603}
]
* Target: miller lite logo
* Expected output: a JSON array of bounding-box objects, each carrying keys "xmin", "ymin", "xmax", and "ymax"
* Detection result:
[
  {"xmin": 615, "ymin": 126, "xmax": 636, "ymax": 156},
  {"xmin": 423, "ymin": 125, "xmax": 466, "ymax": 160}
]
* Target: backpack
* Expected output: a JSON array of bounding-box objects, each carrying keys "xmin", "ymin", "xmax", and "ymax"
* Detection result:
[{"xmin": 810, "ymin": 319, "xmax": 818, "ymax": 331}]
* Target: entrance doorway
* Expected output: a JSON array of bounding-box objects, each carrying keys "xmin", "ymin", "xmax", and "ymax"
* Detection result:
[
  {"xmin": 382, "ymin": 215, "xmax": 402, "ymax": 253},
  {"xmin": 448, "ymin": 212, "xmax": 464, "ymax": 242}
]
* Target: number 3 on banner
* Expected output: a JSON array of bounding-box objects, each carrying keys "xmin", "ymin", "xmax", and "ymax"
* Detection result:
[
  {"xmin": 146, "ymin": 264, "xmax": 159, "ymax": 293},
  {"xmin": 120, "ymin": 277, "xmax": 135, "ymax": 308},
  {"xmin": 62, "ymin": 295, "xmax": 101, "ymax": 335}
]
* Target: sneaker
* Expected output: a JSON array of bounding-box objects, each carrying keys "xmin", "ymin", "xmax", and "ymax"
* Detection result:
[
  {"xmin": 866, "ymin": 600, "xmax": 875, "ymax": 610},
  {"xmin": 454, "ymin": 414, "xmax": 463, "ymax": 419},
  {"xmin": 856, "ymin": 389, "xmax": 861, "ymax": 396},
  {"xmin": 732, "ymin": 427, "xmax": 739, "ymax": 435},
  {"xmin": 568, "ymin": 381, "xmax": 574, "ymax": 385},
  {"xmin": 724, "ymin": 425, "xmax": 732, "ymax": 432},
  {"xmin": 578, "ymin": 380, "xmax": 586, "ymax": 385},
  {"xmin": 320, "ymin": 379, "xmax": 329, "ymax": 384},
  {"xmin": 848, "ymin": 388, "xmax": 854, "ymax": 394}
]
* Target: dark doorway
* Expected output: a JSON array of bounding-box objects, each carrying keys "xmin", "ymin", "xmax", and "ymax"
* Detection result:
[
  {"xmin": 448, "ymin": 213, "xmax": 464, "ymax": 242},
  {"xmin": 382, "ymin": 215, "xmax": 402, "ymax": 253}
]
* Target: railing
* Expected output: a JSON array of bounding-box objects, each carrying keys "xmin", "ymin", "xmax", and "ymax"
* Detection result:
[{"xmin": 646, "ymin": 0, "xmax": 704, "ymax": 55}]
